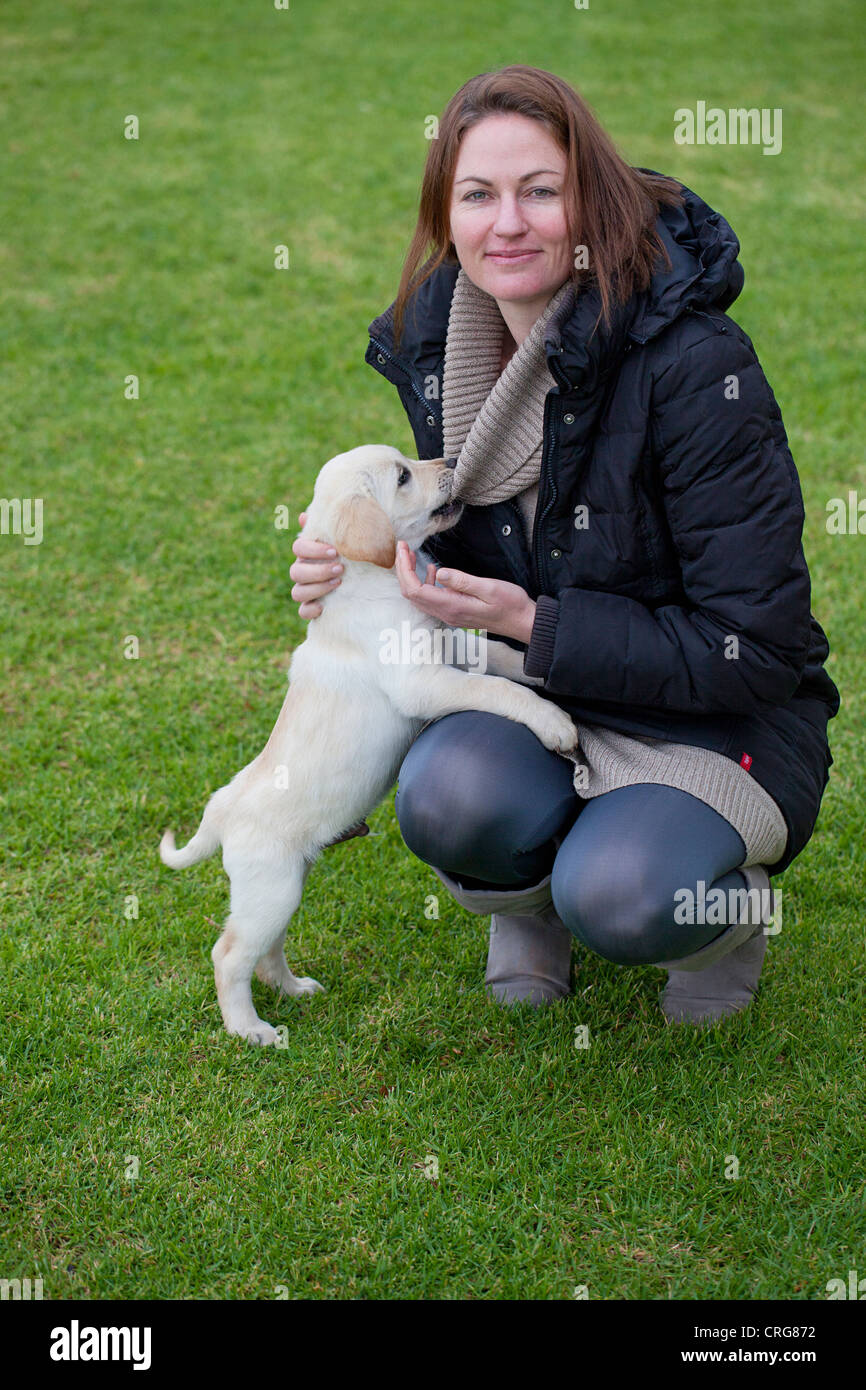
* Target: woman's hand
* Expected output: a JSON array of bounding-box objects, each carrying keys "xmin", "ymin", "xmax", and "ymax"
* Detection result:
[
  {"xmin": 289, "ymin": 512, "xmax": 343, "ymax": 620},
  {"xmin": 395, "ymin": 540, "xmax": 537, "ymax": 644}
]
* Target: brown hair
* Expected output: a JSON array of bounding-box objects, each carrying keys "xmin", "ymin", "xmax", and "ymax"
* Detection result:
[{"xmin": 392, "ymin": 65, "xmax": 684, "ymax": 350}]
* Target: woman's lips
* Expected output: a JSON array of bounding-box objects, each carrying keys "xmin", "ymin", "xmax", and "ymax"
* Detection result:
[{"xmin": 485, "ymin": 250, "xmax": 539, "ymax": 262}]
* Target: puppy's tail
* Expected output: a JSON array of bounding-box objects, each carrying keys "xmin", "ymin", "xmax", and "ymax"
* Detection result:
[{"xmin": 159, "ymin": 821, "xmax": 220, "ymax": 869}]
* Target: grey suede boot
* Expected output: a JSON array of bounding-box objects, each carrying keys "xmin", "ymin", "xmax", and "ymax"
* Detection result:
[
  {"xmin": 429, "ymin": 866, "xmax": 573, "ymax": 1007},
  {"xmin": 659, "ymin": 865, "xmax": 778, "ymax": 1025},
  {"xmin": 485, "ymin": 907, "xmax": 574, "ymax": 1005}
]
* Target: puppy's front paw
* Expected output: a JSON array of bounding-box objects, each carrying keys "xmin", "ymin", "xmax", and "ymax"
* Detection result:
[
  {"xmin": 232, "ymin": 1019, "xmax": 280, "ymax": 1047},
  {"xmin": 534, "ymin": 706, "xmax": 579, "ymax": 754},
  {"xmin": 292, "ymin": 976, "xmax": 325, "ymax": 997}
]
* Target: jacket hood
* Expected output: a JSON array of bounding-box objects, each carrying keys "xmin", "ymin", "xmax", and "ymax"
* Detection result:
[
  {"xmin": 366, "ymin": 175, "xmax": 745, "ymax": 394},
  {"xmin": 629, "ymin": 171, "xmax": 744, "ymax": 342}
]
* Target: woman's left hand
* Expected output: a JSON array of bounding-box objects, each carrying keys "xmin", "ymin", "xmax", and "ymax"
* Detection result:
[{"xmin": 395, "ymin": 540, "xmax": 537, "ymax": 644}]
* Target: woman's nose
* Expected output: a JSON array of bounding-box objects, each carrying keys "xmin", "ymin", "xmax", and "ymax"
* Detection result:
[{"xmin": 493, "ymin": 197, "xmax": 530, "ymax": 233}]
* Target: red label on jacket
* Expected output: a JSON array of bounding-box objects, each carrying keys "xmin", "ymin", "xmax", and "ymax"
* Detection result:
[{"xmin": 740, "ymin": 752, "xmax": 753, "ymax": 771}]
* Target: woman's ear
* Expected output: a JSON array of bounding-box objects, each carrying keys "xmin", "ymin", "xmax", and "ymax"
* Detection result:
[{"xmin": 332, "ymin": 496, "xmax": 397, "ymax": 568}]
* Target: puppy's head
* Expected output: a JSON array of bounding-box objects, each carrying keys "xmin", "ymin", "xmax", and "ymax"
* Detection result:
[{"xmin": 305, "ymin": 445, "xmax": 463, "ymax": 567}]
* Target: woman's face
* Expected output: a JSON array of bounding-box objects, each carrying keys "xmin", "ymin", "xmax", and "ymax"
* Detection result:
[{"xmin": 448, "ymin": 112, "xmax": 573, "ymax": 309}]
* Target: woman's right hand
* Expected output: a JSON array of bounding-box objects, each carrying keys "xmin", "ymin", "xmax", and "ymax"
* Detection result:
[{"xmin": 289, "ymin": 512, "xmax": 344, "ymax": 620}]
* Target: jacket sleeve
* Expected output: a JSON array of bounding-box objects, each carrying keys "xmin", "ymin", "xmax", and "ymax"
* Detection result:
[{"xmin": 523, "ymin": 327, "xmax": 814, "ymax": 713}]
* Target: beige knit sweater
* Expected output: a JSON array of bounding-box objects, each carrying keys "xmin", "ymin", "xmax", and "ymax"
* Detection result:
[{"xmin": 441, "ymin": 267, "xmax": 788, "ymax": 868}]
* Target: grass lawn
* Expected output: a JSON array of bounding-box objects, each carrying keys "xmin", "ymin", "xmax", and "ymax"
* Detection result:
[{"xmin": 1, "ymin": 0, "xmax": 864, "ymax": 1299}]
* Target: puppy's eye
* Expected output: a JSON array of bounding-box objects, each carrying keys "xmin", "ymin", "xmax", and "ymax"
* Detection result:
[{"xmin": 396, "ymin": 466, "xmax": 411, "ymax": 487}]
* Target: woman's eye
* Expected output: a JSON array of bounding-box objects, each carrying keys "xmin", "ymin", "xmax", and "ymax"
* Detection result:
[
  {"xmin": 462, "ymin": 187, "xmax": 558, "ymax": 202},
  {"xmin": 397, "ymin": 468, "xmax": 411, "ymax": 487}
]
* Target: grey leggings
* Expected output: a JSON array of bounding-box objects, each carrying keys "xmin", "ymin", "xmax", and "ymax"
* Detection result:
[{"xmin": 394, "ymin": 712, "xmax": 751, "ymax": 966}]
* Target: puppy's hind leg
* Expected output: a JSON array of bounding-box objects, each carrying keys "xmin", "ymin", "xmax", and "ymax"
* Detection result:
[
  {"xmin": 255, "ymin": 872, "xmax": 324, "ymax": 1001},
  {"xmin": 212, "ymin": 854, "xmax": 319, "ymax": 1047}
]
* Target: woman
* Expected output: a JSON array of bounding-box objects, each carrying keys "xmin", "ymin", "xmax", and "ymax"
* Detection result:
[{"xmin": 290, "ymin": 66, "xmax": 839, "ymax": 1025}]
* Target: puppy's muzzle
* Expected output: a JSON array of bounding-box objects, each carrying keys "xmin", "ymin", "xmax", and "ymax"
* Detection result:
[{"xmin": 429, "ymin": 458, "xmax": 461, "ymax": 520}]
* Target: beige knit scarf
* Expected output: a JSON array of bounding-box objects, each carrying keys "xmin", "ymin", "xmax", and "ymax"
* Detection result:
[{"xmin": 442, "ymin": 267, "xmax": 574, "ymax": 507}]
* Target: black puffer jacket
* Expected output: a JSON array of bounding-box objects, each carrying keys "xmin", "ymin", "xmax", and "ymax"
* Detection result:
[{"xmin": 364, "ymin": 177, "xmax": 840, "ymax": 874}]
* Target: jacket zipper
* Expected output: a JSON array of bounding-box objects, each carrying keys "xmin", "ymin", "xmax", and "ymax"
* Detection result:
[
  {"xmin": 369, "ymin": 335, "xmax": 440, "ymax": 420},
  {"xmin": 532, "ymin": 393, "xmax": 559, "ymax": 593}
]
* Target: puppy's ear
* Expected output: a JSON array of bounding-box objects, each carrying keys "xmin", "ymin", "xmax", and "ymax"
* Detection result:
[{"xmin": 332, "ymin": 496, "xmax": 396, "ymax": 568}]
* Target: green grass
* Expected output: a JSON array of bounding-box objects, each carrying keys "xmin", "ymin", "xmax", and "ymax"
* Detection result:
[{"xmin": 1, "ymin": 0, "xmax": 864, "ymax": 1300}]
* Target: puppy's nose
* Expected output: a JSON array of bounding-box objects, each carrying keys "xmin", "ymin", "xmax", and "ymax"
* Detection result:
[{"xmin": 444, "ymin": 456, "xmax": 458, "ymax": 469}]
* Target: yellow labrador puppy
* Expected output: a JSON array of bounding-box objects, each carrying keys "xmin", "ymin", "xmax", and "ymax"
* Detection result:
[{"xmin": 160, "ymin": 445, "xmax": 577, "ymax": 1044}]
